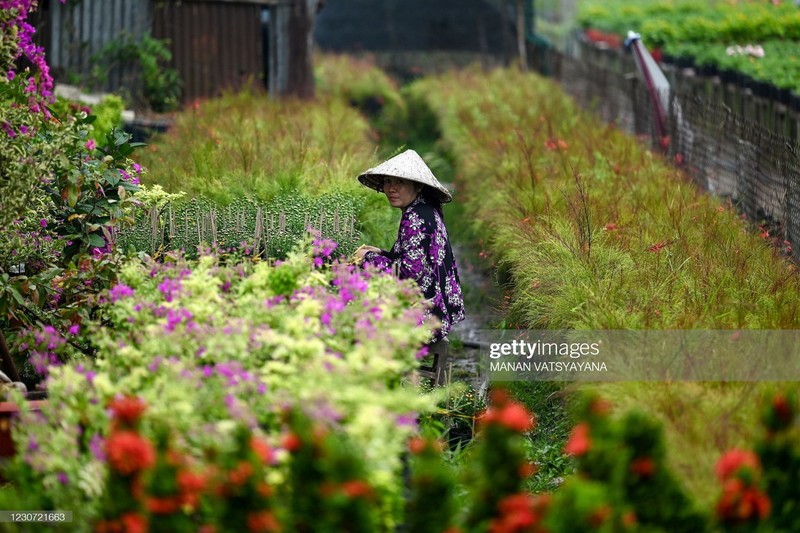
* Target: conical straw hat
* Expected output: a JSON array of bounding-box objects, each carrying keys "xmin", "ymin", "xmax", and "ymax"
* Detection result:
[{"xmin": 358, "ymin": 149, "xmax": 452, "ymax": 203}]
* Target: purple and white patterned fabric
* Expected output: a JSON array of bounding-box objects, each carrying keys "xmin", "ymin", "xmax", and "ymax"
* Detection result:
[{"xmin": 362, "ymin": 196, "xmax": 465, "ymax": 342}]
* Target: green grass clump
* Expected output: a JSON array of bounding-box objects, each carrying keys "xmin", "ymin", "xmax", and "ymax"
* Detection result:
[{"xmin": 135, "ymin": 86, "xmax": 375, "ymax": 202}]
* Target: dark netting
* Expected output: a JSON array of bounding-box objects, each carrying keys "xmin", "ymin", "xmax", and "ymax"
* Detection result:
[{"xmin": 553, "ymin": 42, "xmax": 800, "ymax": 260}]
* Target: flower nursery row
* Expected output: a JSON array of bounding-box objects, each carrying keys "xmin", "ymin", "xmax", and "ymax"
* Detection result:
[
  {"xmin": 400, "ymin": 64, "xmax": 800, "ymax": 510},
  {"xmin": 578, "ymin": 0, "xmax": 800, "ymax": 94}
]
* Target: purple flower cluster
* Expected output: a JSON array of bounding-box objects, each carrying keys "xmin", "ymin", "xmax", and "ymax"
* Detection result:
[
  {"xmin": 164, "ymin": 307, "xmax": 195, "ymax": 333},
  {"xmin": 157, "ymin": 276, "xmax": 183, "ymax": 302},
  {"xmin": 25, "ymin": 325, "xmax": 67, "ymax": 377},
  {"xmin": 118, "ymin": 168, "xmax": 139, "ymax": 185},
  {"xmin": 312, "ymin": 235, "xmax": 338, "ymax": 268},
  {"xmin": 108, "ymin": 283, "xmax": 135, "ymax": 302},
  {"xmin": 2, "ymin": 0, "xmax": 56, "ymax": 106}
]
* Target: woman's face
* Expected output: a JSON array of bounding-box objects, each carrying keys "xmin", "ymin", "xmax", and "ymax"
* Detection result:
[{"xmin": 382, "ymin": 177, "xmax": 419, "ymax": 209}]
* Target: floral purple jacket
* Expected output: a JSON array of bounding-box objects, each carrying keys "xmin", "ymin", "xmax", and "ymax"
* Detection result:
[{"xmin": 362, "ymin": 196, "xmax": 465, "ymax": 343}]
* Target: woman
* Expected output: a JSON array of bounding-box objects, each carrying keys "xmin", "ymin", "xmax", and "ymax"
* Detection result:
[{"xmin": 355, "ymin": 149, "xmax": 465, "ymax": 352}]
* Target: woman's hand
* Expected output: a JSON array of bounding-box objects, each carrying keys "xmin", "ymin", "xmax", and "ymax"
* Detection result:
[{"xmin": 353, "ymin": 245, "xmax": 381, "ymax": 262}]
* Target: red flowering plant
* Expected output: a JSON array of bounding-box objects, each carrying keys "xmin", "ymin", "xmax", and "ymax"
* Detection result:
[
  {"xmin": 714, "ymin": 390, "xmax": 799, "ymax": 532},
  {"xmin": 462, "ymin": 388, "xmax": 549, "ymax": 533},
  {"xmin": 547, "ymin": 393, "xmax": 705, "ymax": 531},
  {"xmin": 201, "ymin": 425, "xmax": 280, "ymax": 533},
  {"xmin": 95, "ymin": 395, "xmax": 154, "ymax": 533},
  {"xmin": 404, "ymin": 435, "xmax": 459, "ymax": 533},
  {"xmin": 281, "ymin": 407, "xmax": 379, "ymax": 533},
  {"xmin": 755, "ymin": 391, "xmax": 799, "ymax": 532}
]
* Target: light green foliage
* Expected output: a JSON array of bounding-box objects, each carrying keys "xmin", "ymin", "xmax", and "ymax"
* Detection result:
[
  {"xmin": 315, "ymin": 53, "xmax": 406, "ymax": 121},
  {"xmin": 49, "ymin": 94, "xmax": 125, "ymax": 144},
  {"xmin": 11, "ymin": 240, "xmax": 437, "ymax": 528},
  {"xmin": 577, "ymin": 0, "xmax": 800, "ymax": 46},
  {"xmin": 135, "ymin": 88, "xmax": 375, "ymax": 200}
]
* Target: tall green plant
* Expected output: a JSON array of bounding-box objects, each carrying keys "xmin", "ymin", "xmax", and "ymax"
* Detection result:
[{"xmin": 91, "ymin": 32, "xmax": 182, "ymax": 112}]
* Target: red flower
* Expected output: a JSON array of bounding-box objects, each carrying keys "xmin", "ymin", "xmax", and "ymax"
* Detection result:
[
  {"xmin": 109, "ymin": 396, "xmax": 147, "ymax": 427},
  {"xmin": 622, "ymin": 511, "xmax": 637, "ymax": 528},
  {"xmin": 490, "ymin": 493, "xmax": 549, "ymax": 533},
  {"xmin": 178, "ymin": 469, "xmax": 207, "ymax": 507},
  {"xmin": 715, "ymin": 449, "xmax": 760, "ymax": 481},
  {"xmin": 257, "ymin": 482, "xmax": 273, "ymax": 498},
  {"xmin": 589, "ymin": 505, "xmax": 612, "ymax": 526},
  {"xmin": 490, "ymin": 388, "xmax": 510, "ymax": 406},
  {"xmin": 497, "ymin": 403, "xmax": 537, "ymax": 433},
  {"xmin": 281, "ymin": 433, "xmax": 302, "ymax": 452},
  {"xmin": 544, "ymin": 138, "xmax": 568, "ymax": 151},
  {"xmin": 771, "ymin": 393, "xmax": 793, "ymax": 426},
  {"xmin": 648, "ymin": 240, "xmax": 669, "ymax": 253},
  {"xmin": 247, "ymin": 511, "xmax": 280, "ymax": 533},
  {"xmin": 120, "ymin": 513, "xmax": 148, "ymax": 533},
  {"xmin": 177, "ymin": 469, "xmax": 206, "ymax": 493},
  {"xmin": 341, "ymin": 479, "xmax": 373, "ymax": 499},
  {"xmin": 409, "ymin": 436, "xmax": 426, "ymax": 455},
  {"xmin": 603, "ymin": 223, "xmax": 618, "ymax": 231},
  {"xmin": 630, "ymin": 457, "xmax": 656, "ymax": 477},
  {"xmin": 588, "ymin": 397, "xmax": 612, "ymax": 416},
  {"xmin": 518, "ymin": 462, "xmax": 538, "ymax": 478},
  {"xmin": 227, "ymin": 461, "xmax": 254, "ymax": 487},
  {"xmin": 717, "ymin": 479, "xmax": 771, "ymax": 523},
  {"xmin": 564, "ymin": 423, "xmax": 591, "ymax": 457},
  {"xmin": 106, "ymin": 431, "xmax": 155, "ymax": 475},
  {"xmin": 146, "ymin": 496, "xmax": 181, "ymax": 515},
  {"xmin": 251, "ymin": 437, "xmax": 274, "ymax": 464}
]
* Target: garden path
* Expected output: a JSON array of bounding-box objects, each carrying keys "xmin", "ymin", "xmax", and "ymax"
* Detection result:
[{"xmin": 446, "ymin": 242, "xmax": 501, "ymax": 395}]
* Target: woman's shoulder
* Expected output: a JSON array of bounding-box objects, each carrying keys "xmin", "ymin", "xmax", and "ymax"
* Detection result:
[{"xmin": 405, "ymin": 196, "xmax": 437, "ymax": 221}]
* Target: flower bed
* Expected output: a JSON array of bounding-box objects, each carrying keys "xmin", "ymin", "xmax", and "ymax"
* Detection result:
[
  {"xmin": 6, "ymin": 239, "xmax": 438, "ymax": 527},
  {"xmin": 578, "ymin": 0, "xmax": 800, "ymax": 94}
]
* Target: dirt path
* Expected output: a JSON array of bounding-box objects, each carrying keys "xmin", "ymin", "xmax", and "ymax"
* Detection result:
[{"xmin": 446, "ymin": 242, "xmax": 502, "ymax": 394}]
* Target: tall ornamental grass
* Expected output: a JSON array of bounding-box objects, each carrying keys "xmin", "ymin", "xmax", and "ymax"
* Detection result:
[
  {"xmin": 135, "ymin": 87, "xmax": 374, "ymax": 202},
  {"xmin": 410, "ymin": 65, "xmax": 800, "ymax": 508},
  {"xmin": 133, "ymin": 87, "xmax": 400, "ymax": 251}
]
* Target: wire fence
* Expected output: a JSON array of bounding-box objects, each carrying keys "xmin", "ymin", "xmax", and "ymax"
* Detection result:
[{"xmin": 547, "ymin": 37, "xmax": 800, "ymax": 259}]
